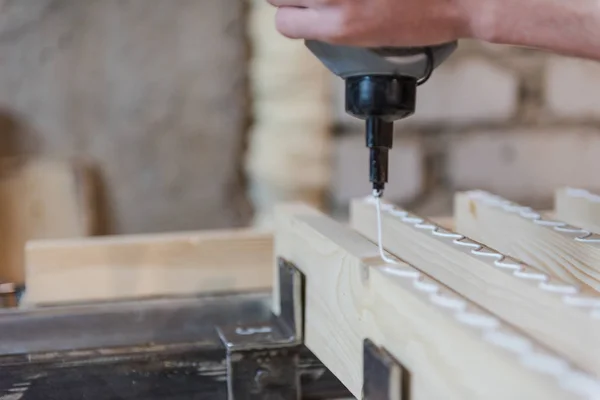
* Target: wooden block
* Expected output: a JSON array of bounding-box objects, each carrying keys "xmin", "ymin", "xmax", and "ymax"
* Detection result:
[
  {"xmin": 455, "ymin": 190, "xmax": 600, "ymax": 291},
  {"xmin": 23, "ymin": 229, "xmax": 272, "ymax": 306},
  {"xmin": 556, "ymin": 187, "xmax": 600, "ymax": 234},
  {"xmin": 0, "ymin": 158, "xmax": 95, "ymax": 285},
  {"xmin": 351, "ymin": 197, "xmax": 600, "ymax": 378},
  {"xmin": 275, "ymin": 203, "xmax": 599, "ymax": 399}
]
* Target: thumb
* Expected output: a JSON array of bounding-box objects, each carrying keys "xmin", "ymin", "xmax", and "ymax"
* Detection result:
[{"xmin": 275, "ymin": 7, "xmax": 337, "ymax": 40}]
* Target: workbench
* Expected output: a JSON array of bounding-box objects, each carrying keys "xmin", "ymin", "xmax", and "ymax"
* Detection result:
[{"xmin": 1, "ymin": 188, "xmax": 599, "ymax": 399}]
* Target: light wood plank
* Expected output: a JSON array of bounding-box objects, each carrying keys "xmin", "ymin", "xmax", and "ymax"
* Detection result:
[
  {"xmin": 455, "ymin": 190, "xmax": 600, "ymax": 291},
  {"xmin": 23, "ymin": 229, "xmax": 272, "ymax": 306},
  {"xmin": 556, "ymin": 187, "xmax": 600, "ymax": 234},
  {"xmin": 351, "ymin": 197, "xmax": 600, "ymax": 378},
  {"xmin": 0, "ymin": 158, "xmax": 96, "ymax": 285},
  {"xmin": 430, "ymin": 211, "xmax": 554, "ymax": 233},
  {"xmin": 275, "ymin": 203, "xmax": 598, "ymax": 399}
]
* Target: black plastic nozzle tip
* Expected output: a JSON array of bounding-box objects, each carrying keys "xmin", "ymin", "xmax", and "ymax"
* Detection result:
[
  {"xmin": 372, "ymin": 182, "xmax": 385, "ymax": 197},
  {"xmin": 367, "ymin": 117, "xmax": 392, "ymax": 197}
]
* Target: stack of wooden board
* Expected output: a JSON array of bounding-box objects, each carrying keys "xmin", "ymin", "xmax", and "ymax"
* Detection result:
[{"xmin": 20, "ymin": 187, "xmax": 600, "ymax": 399}]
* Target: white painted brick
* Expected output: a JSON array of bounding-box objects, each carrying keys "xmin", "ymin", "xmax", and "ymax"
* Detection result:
[
  {"xmin": 411, "ymin": 58, "xmax": 518, "ymax": 124},
  {"xmin": 332, "ymin": 57, "xmax": 519, "ymax": 126},
  {"xmin": 447, "ymin": 128, "xmax": 600, "ymax": 203},
  {"xmin": 546, "ymin": 56, "xmax": 600, "ymax": 118},
  {"xmin": 332, "ymin": 134, "xmax": 423, "ymax": 204}
]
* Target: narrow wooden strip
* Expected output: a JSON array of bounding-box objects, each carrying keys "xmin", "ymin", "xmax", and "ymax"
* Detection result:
[
  {"xmin": 23, "ymin": 229, "xmax": 273, "ymax": 306},
  {"xmin": 455, "ymin": 190, "xmax": 600, "ymax": 291},
  {"xmin": 351, "ymin": 197, "xmax": 600, "ymax": 378},
  {"xmin": 275, "ymin": 203, "xmax": 599, "ymax": 399},
  {"xmin": 556, "ymin": 187, "xmax": 600, "ymax": 234}
]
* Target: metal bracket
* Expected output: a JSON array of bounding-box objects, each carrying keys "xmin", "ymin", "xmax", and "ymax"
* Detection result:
[
  {"xmin": 0, "ymin": 283, "xmax": 17, "ymax": 308},
  {"xmin": 362, "ymin": 339, "xmax": 410, "ymax": 400},
  {"xmin": 217, "ymin": 257, "xmax": 305, "ymax": 400}
]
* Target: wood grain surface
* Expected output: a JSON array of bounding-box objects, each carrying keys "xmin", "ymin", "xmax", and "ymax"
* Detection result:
[
  {"xmin": 24, "ymin": 229, "xmax": 272, "ymax": 306},
  {"xmin": 455, "ymin": 190, "xmax": 600, "ymax": 291},
  {"xmin": 352, "ymin": 197, "xmax": 600, "ymax": 378},
  {"xmin": 274, "ymin": 202, "xmax": 594, "ymax": 399}
]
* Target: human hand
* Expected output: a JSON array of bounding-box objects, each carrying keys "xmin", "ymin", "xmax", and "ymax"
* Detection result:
[{"xmin": 266, "ymin": 0, "xmax": 478, "ymax": 47}]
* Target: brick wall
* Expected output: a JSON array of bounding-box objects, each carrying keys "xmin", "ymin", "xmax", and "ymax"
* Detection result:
[{"xmin": 330, "ymin": 40, "xmax": 600, "ymax": 217}]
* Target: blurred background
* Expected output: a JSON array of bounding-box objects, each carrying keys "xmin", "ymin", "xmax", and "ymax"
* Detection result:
[{"xmin": 0, "ymin": 0, "xmax": 599, "ymax": 284}]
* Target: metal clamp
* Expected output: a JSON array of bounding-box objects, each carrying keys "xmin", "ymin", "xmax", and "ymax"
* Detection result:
[
  {"xmin": 217, "ymin": 258, "xmax": 305, "ymax": 400},
  {"xmin": 0, "ymin": 283, "xmax": 17, "ymax": 308},
  {"xmin": 362, "ymin": 339, "xmax": 410, "ymax": 400}
]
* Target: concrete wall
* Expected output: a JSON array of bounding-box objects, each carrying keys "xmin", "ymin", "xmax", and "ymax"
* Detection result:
[
  {"xmin": 331, "ymin": 41, "xmax": 600, "ymax": 216},
  {"xmin": 0, "ymin": 0, "xmax": 251, "ymax": 234}
]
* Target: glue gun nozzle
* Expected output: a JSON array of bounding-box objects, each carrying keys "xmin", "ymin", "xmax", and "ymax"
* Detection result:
[
  {"xmin": 372, "ymin": 183, "xmax": 385, "ymax": 198},
  {"xmin": 367, "ymin": 117, "xmax": 392, "ymax": 200}
]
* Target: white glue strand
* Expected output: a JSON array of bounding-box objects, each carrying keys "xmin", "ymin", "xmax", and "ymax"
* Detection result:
[{"xmin": 374, "ymin": 192, "xmax": 399, "ymax": 265}]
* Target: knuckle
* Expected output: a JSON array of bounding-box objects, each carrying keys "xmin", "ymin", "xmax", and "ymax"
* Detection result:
[
  {"xmin": 274, "ymin": 10, "xmax": 300, "ymax": 38},
  {"xmin": 322, "ymin": 8, "xmax": 355, "ymax": 42},
  {"xmin": 321, "ymin": 30, "xmax": 349, "ymax": 44}
]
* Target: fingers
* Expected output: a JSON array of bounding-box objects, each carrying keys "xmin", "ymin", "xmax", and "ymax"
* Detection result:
[
  {"xmin": 275, "ymin": 6, "xmax": 339, "ymax": 40},
  {"xmin": 266, "ymin": 0, "xmax": 315, "ymax": 7}
]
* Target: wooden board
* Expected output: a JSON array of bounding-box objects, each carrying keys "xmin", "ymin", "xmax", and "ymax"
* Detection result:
[
  {"xmin": 23, "ymin": 229, "xmax": 272, "ymax": 306},
  {"xmin": 556, "ymin": 187, "xmax": 600, "ymax": 234},
  {"xmin": 274, "ymin": 203, "xmax": 599, "ymax": 399},
  {"xmin": 0, "ymin": 158, "xmax": 95, "ymax": 285},
  {"xmin": 350, "ymin": 197, "xmax": 600, "ymax": 378},
  {"xmin": 455, "ymin": 190, "xmax": 600, "ymax": 291},
  {"xmin": 429, "ymin": 213, "xmax": 552, "ymax": 232}
]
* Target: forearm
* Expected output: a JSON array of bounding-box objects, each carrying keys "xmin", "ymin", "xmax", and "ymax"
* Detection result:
[{"xmin": 466, "ymin": 0, "xmax": 600, "ymax": 60}]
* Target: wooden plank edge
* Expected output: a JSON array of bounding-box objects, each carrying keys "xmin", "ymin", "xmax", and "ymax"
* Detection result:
[{"xmin": 23, "ymin": 228, "xmax": 273, "ymax": 306}]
